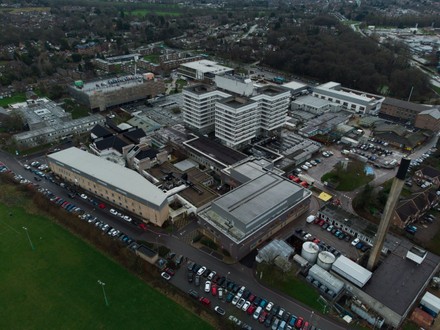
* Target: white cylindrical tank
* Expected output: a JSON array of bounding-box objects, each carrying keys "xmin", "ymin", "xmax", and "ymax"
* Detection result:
[
  {"xmin": 317, "ymin": 251, "xmax": 336, "ymax": 271},
  {"xmin": 301, "ymin": 242, "xmax": 319, "ymax": 264}
]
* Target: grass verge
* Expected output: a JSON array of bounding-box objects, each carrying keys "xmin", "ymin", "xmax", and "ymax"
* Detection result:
[{"xmin": 256, "ymin": 263, "xmax": 322, "ymax": 312}]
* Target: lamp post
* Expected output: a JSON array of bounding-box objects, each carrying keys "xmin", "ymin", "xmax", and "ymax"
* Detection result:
[
  {"xmin": 22, "ymin": 227, "xmax": 35, "ymax": 250},
  {"xmin": 97, "ymin": 280, "xmax": 109, "ymax": 306},
  {"xmin": 156, "ymin": 234, "xmax": 161, "ymax": 252}
]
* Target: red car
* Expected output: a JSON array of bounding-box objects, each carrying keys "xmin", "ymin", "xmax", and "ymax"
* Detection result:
[
  {"xmin": 247, "ymin": 304, "xmax": 257, "ymax": 315},
  {"xmin": 248, "ymin": 294, "xmax": 256, "ymax": 303},
  {"xmin": 211, "ymin": 284, "xmax": 218, "ymax": 296},
  {"xmin": 295, "ymin": 317, "xmax": 304, "ymax": 329},
  {"xmin": 199, "ymin": 297, "xmax": 211, "ymax": 306},
  {"xmin": 318, "ymin": 219, "xmax": 325, "ymax": 226},
  {"xmin": 139, "ymin": 223, "xmax": 148, "ymax": 231},
  {"xmin": 165, "ymin": 268, "xmax": 175, "ymax": 276},
  {"xmin": 302, "ymin": 321, "xmax": 310, "ymax": 330},
  {"xmin": 98, "ymin": 203, "xmax": 106, "ymax": 209},
  {"xmin": 258, "ymin": 310, "xmax": 268, "ymax": 323}
]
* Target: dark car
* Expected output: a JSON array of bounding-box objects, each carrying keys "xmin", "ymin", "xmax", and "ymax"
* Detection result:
[
  {"xmin": 217, "ymin": 276, "xmax": 226, "ymax": 287},
  {"xmin": 226, "ymin": 292, "xmax": 235, "ymax": 303},
  {"xmin": 322, "ymin": 223, "xmax": 329, "ymax": 230},
  {"xmin": 253, "ymin": 297, "xmax": 262, "ymax": 306},
  {"xmin": 264, "ymin": 314, "xmax": 274, "ymax": 328},
  {"xmin": 242, "ymin": 289, "xmax": 251, "ymax": 300},
  {"xmin": 187, "ymin": 271, "xmax": 194, "ymax": 283},
  {"xmin": 203, "ymin": 268, "xmax": 211, "ymax": 278},
  {"xmin": 194, "ymin": 275, "xmax": 200, "ymax": 286},
  {"xmin": 188, "ymin": 289, "xmax": 199, "ymax": 299},
  {"xmin": 187, "ymin": 261, "xmax": 195, "ymax": 272}
]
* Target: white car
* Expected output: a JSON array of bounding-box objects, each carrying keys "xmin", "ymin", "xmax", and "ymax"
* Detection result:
[
  {"xmin": 161, "ymin": 272, "xmax": 171, "ymax": 281},
  {"xmin": 351, "ymin": 238, "xmax": 360, "ymax": 246},
  {"xmin": 237, "ymin": 286, "xmax": 246, "ymax": 298},
  {"xmin": 265, "ymin": 301, "xmax": 274, "ymax": 312},
  {"xmin": 110, "ymin": 209, "xmax": 117, "ymax": 215},
  {"xmin": 197, "ymin": 266, "xmax": 207, "ymax": 276},
  {"xmin": 204, "ymin": 280, "xmax": 211, "ymax": 293},
  {"xmin": 236, "ymin": 298, "xmax": 246, "ymax": 309},
  {"xmin": 123, "ymin": 215, "xmax": 132, "ymax": 222},
  {"xmin": 301, "ymin": 165, "xmax": 309, "ymax": 171},
  {"xmin": 242, "ymin": 301, "xmax": 251, "ymax": 311},
  {"xmin": 207, "ymin": 271, "xmax": 217, "ymax": 280},
  {"xmin": 80, "ymin": 194, "xmax": 88, "ymax": 199},
  {"xmin": 232, "ymin": 295, "xmax": 240, "ymax": 305}
]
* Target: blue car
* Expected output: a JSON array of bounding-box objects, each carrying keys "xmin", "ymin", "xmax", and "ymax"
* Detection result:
[{"xmin": 355, "ymin": 242, "xmax": 364, "ymax": 249}]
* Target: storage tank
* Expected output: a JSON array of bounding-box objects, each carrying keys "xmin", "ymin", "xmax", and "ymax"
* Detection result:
[
  {"xmin": 317, "ymin": 251, "xmax": 336, "ymax": 271},
  {"xmin": 301, "ymin": 242, "xmax": 319, "ymax": 264}
]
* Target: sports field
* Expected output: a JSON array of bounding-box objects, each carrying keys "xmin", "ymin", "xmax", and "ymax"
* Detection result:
[{"xmin": 0, "ymin": 204, "xmax": 211, "ymax": 329}]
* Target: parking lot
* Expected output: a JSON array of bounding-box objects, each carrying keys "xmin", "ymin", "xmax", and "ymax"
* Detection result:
[
  {"xmin": 296, "ymin": 220, "xmax": 367, "ymax": 262},
  {"xmin": 163, "ymin": 258, "xmax": 321, "ymax": 330}
]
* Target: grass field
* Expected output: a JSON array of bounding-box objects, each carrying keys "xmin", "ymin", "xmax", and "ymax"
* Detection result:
[
  {"xmin": 0, "ymin": 93, "xmax": 26, "ymax": 107},
  {"xmin": 0, "ymin": 203, "xmax": 211, "ymax": 330}
]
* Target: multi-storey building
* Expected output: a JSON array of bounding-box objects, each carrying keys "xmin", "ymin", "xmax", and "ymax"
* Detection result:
[
  {"xmin": 380, "ymin": 97, "xmax": 430, "ymax": 124},
  {"xmin": 313, "ymin": 82, "xmax": 384, "ymax": 115},
  {"xmin": 251, "ymin": 85, "xmax": 290, "ymax": 132},
  {"xmin": 182, "ymin": 84, "xmax": 231, "ymax": 134},
  {"xmin": 215, "ymin": 96, "xmax": 260, "ymax": 148}
]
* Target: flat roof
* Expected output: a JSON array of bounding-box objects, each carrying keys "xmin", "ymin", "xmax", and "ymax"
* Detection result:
[
  {"xmin": 184, "ymin": 136, "xmax": 248, "ymax": 168},
  {"xmin": 218, "ymin": 96, "xmax": 257, "ymax": 109},
  {"xmin": 184, "ymin": 84, "xmax": 216, "ymax": 95},
  {"xmin": 257, "ymin": 85, "xmax": 290, "ymax": 96},
  {"xmin": 363, "ymin": 246, "xmax": 440, "ymax": 315},
  {"xmin": 47, "ymin": 147, "xmax": 167, "ymax": 208},
  {"xmin": 180, "ymin": 60, "xmax": 232, "ymax": 74},
  {"xmin": 213, "ymin": 172, "xmax": 304, "ymax": 229},
  {"xmin": 79, "ymin": 75, "xmax": 147, "ymax": 96},
  {"xmin": 293, "ymin": 95, "xmax": 335, "ymax": 108},
  {"xmin": 282, "ymin": 81, "xmax": 308, "ymax": 91}
]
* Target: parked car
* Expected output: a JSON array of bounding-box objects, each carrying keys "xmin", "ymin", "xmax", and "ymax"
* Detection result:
[
  {"xmin": 351, "ymin": 238, "xmax": 360, "ymax": 246},
  {"xmin": 197, "ymin": 266, "xmax": 207, "ymax": 276},
  {"xmin": 160, "ymin": 272, "xmax": 171, "ymax": 281},
  {"xmin": 199, "ymin": 297, "xmax": 211, "ymax": 306},
  {"xmin": 214, "ymin": 306, "xmax": 225, "ymax": 316},
  {"xmin": 204, "ymin": 280, "xmax": 211, "ymax": 293}
]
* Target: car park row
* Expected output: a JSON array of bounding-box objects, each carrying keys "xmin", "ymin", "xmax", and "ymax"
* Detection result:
[
  {"xmin": 181, "ymin": 260, "xmax": 320, "ymax": 330},
  {"xmin": 301, "ymin": 217, "xmax": 372, "ymax": 254}
]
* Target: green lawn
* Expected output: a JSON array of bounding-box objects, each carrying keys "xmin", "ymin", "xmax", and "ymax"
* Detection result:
[
  {"xmin": 0, "ymin": 204, "xmax": 211, "ymax": 330},
  {"xmin": 256, "ymin": 263, "xmax": 322, "ymax": 312},
  {"xmin": 0, "ymin": 92, "xmax": 26, "ymax": 107},
  {"xmin": 321, "ymin": 161, "xmax": 374, "ymax": 191},
  {"xmin": 143, "ymin": 54, "xmax": 160, "ymax": 63}
]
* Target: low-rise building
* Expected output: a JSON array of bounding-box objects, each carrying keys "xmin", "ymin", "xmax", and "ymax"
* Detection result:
[
  {"xmin": 291, "ymin": 95, "xmax": 341, "ymax": 115},
  {"xmin": 415, "ymin": 108, "xmax": 440, "ymax": 132},
  {"xmin": 312, "ymin": 82, "xmax": 384, "ymax": 115},
  {"xmin": 198, "ymin": 172, "xmax": 312, "ymax": 260},
  {"xmin": 380, "ymin": 97, "xmax": 430, "ymax": 124},
  {"xmin": 178, "ymin": 60, "xmax": 233, "ymax": 81},
  {"xmin": 47, "ymin": 147, "xmax": 169, "ymax": 226}
]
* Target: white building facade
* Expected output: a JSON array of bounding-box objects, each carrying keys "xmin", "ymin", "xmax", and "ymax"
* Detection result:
[
  {"xmin": 182, "ymin": 84, "xmax": 231, "ymax": 133},
  {"xmin": 215, "ymin": 96, "xmax": 260, "ymax": 148},
  {"xmin": 251, "ymin": 85, "xmax": 290, "ymax": 132},
  {"xmin": 312, "ymin": 82, "xmax": 384, "ymax": 115}
]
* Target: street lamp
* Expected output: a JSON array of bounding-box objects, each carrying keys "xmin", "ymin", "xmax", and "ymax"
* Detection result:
[
  {"xmin": 22, "ymin": 227, "xmax": 35, "ymax": 250},
  {"xmin": 97, "ymin": 280, "xmax": 109, "ymax": 306},
  {"xmin": 156, "ymin": 234, "xmax": 161, "ymax": 252}
]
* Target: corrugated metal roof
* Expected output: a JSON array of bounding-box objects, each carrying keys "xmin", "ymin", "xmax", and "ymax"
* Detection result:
[
  {"xmin": 47, "ymin": 147, "xmax": 167, "ymax": 208},
  {"xmin": 331, "ymin": 255, "xmax": 372, "ymax": 287}
]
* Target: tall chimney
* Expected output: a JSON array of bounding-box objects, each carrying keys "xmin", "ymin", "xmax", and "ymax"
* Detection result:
[{"xmin": 367, "ymin": 158, "xmax": 411, "ymax": 271}]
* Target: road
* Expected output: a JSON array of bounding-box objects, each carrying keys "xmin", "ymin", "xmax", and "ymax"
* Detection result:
[{"xmin": 1, "ymin": 149, "xmax": 347, "ymax": 330}]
